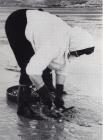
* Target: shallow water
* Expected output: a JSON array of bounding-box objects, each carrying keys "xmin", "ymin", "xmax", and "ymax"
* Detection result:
[{"xmin": 0, "ymin": 8, "xmax": 102, "ymax": 140}]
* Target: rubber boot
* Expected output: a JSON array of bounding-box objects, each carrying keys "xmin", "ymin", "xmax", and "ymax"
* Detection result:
[{"xmin": 17, "ymin": 85, "xmax": 43, "ymax": 120}]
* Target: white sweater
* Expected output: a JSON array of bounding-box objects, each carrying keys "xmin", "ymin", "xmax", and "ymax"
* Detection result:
[
  {"xmin": 25, "ymin": 10, "xmax": 71, "ymax": 76},
  {"xmin": 25, "ymin": 10, "xmax": 94, "ymax": 76}
]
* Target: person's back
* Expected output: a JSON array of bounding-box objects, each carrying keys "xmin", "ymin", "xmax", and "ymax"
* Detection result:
[{"xmin": 25, "ymin": 10, "xmax": 71, "ymax": 51}]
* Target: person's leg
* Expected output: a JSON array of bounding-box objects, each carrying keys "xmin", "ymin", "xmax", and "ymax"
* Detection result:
[
  {"xmin": 5, "ymin": 9, "xmax": 38, "ymax": 118},
  {"xmin": 5, "ymin": 9, "xmax": 34, "ymax": 85}
]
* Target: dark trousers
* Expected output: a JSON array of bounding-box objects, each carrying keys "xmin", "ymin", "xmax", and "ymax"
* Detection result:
[{"xmin": 5, "ymin": 9, "xmax": 53, "ymax": 89}]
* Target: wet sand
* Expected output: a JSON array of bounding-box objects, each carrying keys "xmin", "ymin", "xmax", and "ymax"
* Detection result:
[{"xmin": 0, "ymin": 7, "xmax": 103, "ymax": 140}]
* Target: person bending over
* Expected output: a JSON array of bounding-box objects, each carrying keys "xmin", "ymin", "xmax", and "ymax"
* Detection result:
[{"xmin": 5, "ymin": 9, "xmax": 95, "ymax": 118}]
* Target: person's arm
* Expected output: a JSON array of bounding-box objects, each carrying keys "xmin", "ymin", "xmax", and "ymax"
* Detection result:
[
  {"xmin": 55, "ymin": 64, "xmax": 67, "ymax": 86},
  {"xmin": 29, "ymin": 75, "xmax": 44, "ymax": 90},
  {"xmin": 26, "ymin": 46, "xmax": 57, "ymax": 109},
  {"xmin": 26, "ymin": 45, "xmax": 57, "ymax": 89},
  {"xmin": 56, "ymin": 73, "xmax": 65, "ymax": 86},
  {"xmin": 55, "ymin": 67, "xmax": 67, "ymax": 93}
]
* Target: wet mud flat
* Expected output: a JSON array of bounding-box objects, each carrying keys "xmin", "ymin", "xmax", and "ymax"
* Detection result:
[{"xmin": 0, "ymin": 7, "xmax": 103, "ymax": 140}]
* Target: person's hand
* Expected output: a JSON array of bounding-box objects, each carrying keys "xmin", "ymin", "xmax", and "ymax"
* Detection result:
[
  {"xmin": 54, "ymin": 95, "xmax": 64, "ymax": 109},
  {"xmin": 37, "ymin": 85, "xmax": 54, "ymax": 109}
]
